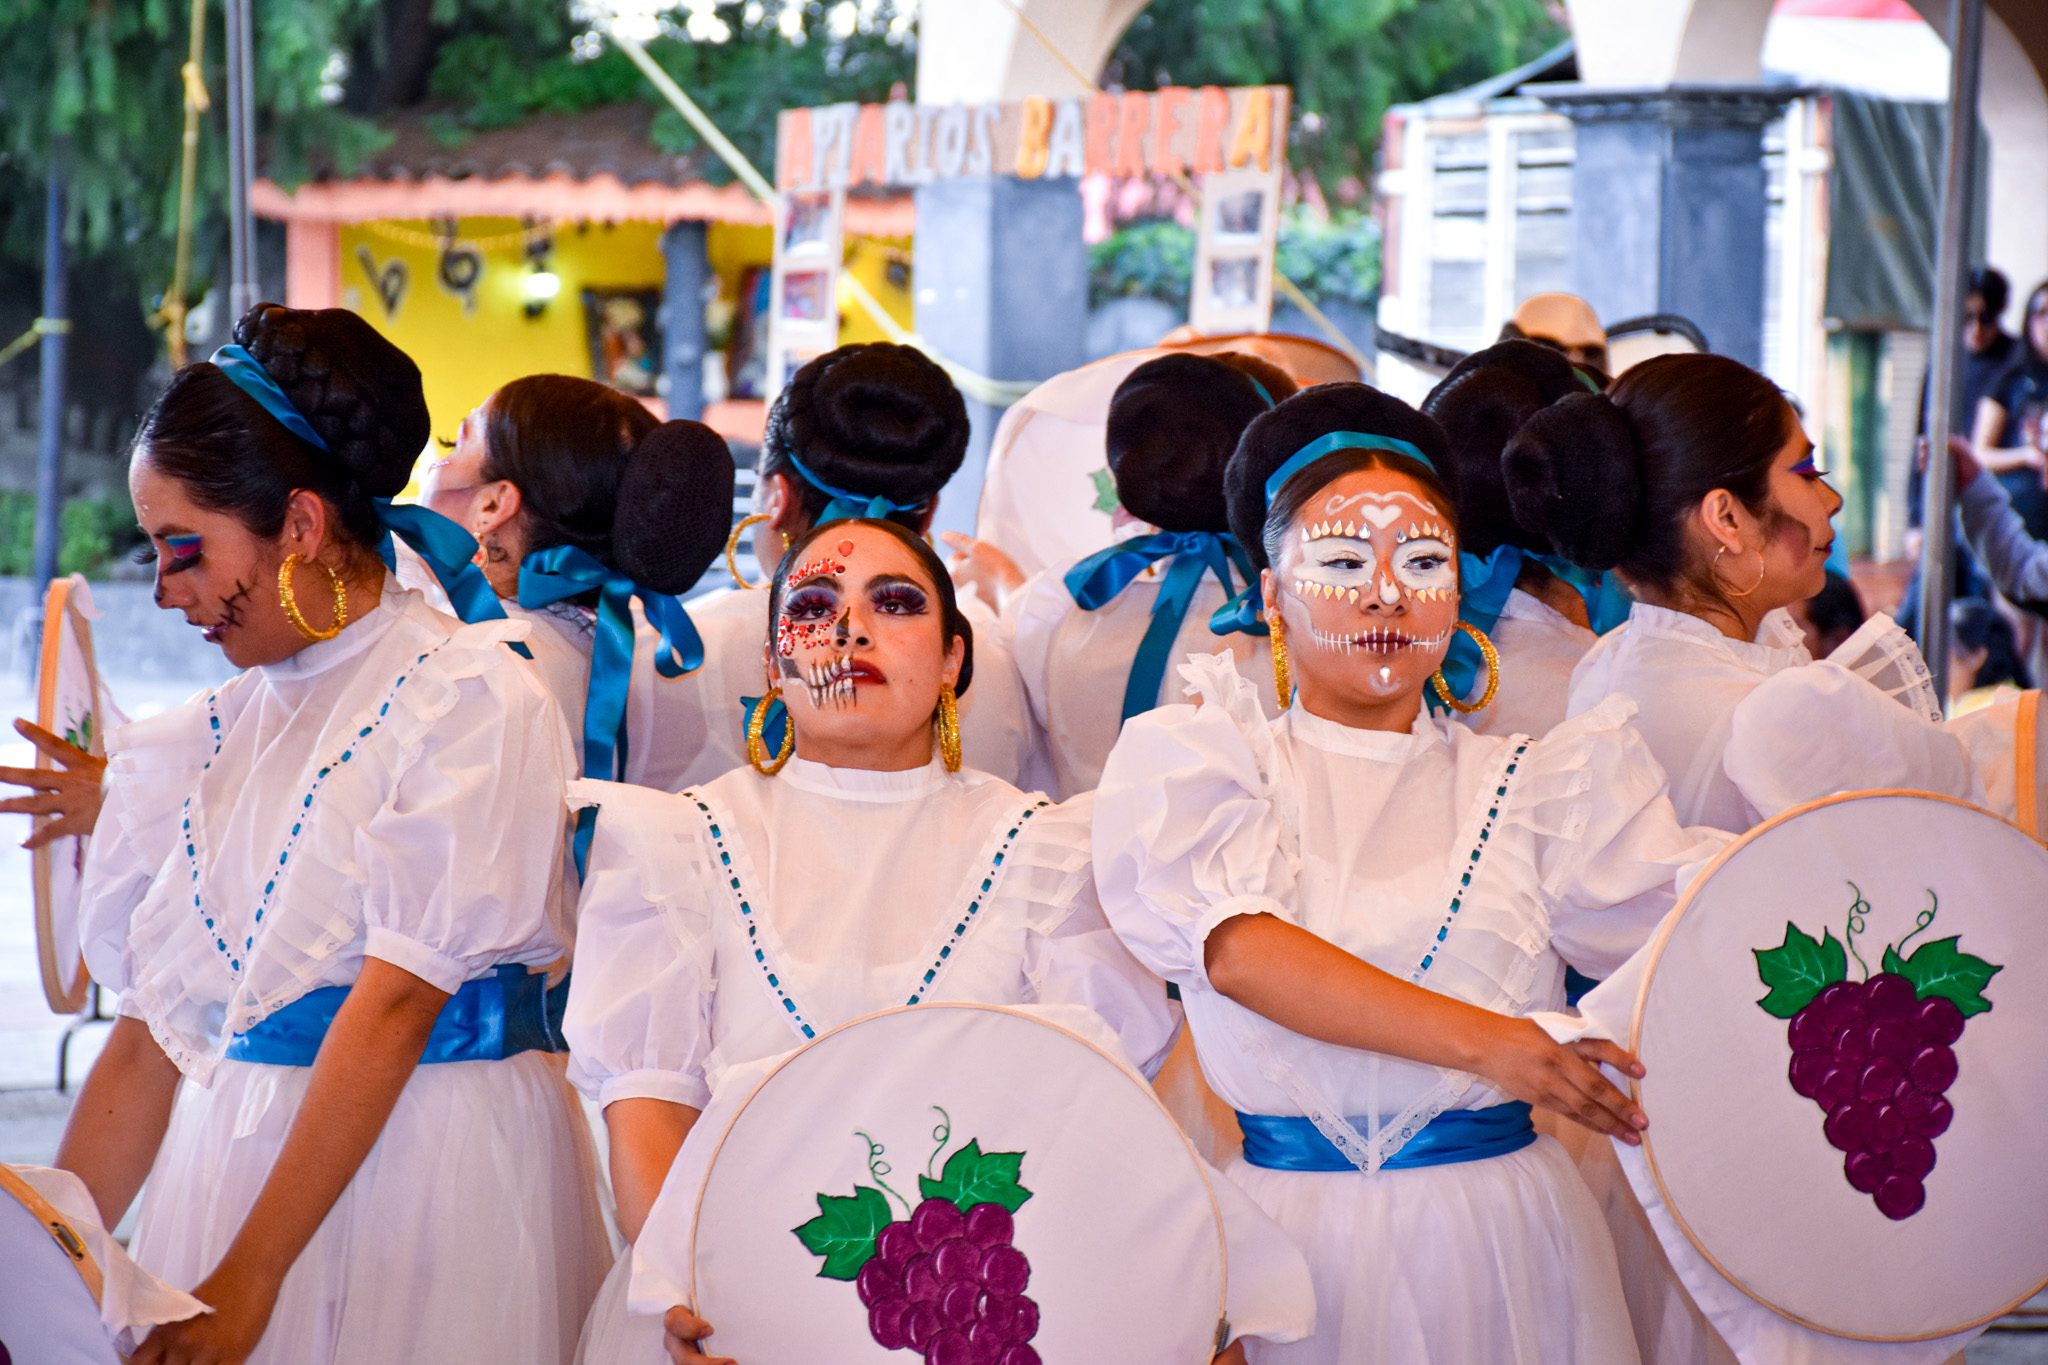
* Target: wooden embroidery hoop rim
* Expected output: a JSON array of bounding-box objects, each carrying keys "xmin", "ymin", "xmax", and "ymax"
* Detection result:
[
  {"xmin": 686, "ymin": 1001, "xmax": 1231, "ymax": 1359},
  {"xmin": 0, "ymin": 1162, "xmax": 106, "ymax": 1309},
  {"xmin": 1625, "ymin": 787, "xmax": 2048, "ymax": 1342}
]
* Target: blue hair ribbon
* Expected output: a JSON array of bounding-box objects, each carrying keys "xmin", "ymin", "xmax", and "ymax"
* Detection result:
[
  {"xmin": 1426, "ymin": 546, "xmax": 1521, "ymax": 714},
  {"xmin": 739, "ymin": 692, "xmax": 791, "ymax": 761},
  {"xmin": 520, "ymin": 545, "xmax": 704, "ymax": 873},
  {"xmin": 781, "ymin": 446, "xmax": 927, "ymax": 525},
  {"xmin": 1065, "ymin": 530, "xmax": 1256, "ymax": 721},
  {"xmin": 209, "ymin": 343, "xmax": 512, "ymax": 632}
]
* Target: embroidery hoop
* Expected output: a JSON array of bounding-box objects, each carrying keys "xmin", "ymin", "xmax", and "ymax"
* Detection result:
[
  {"xmin": 32, "ymin": 575, "xmax": 103, "ymax": 1014},
  {"xmin": 0, "ymin": 1163, "xmax": 115, "ymax": 1365},
  {"xmin": 1625, "ymin": 789, "xmax": 2048, "ymax": 1341},
  {"xmin": 685, "ymin": 1003, "xmax": 1230, "ymax": 1361}
]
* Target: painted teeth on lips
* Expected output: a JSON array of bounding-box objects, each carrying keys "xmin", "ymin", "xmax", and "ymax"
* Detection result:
[{"xmin": 1308, "ymin": 623, "xmax": 1454, "ymax": 654}]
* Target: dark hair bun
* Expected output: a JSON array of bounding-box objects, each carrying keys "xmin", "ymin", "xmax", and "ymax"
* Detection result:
[
  {"xmin": 612, "ymin": 421, "xmax": 738, "ymax": 595},
  {"xmin": 767, "ymin": 343, "xmax": 968, "ymax": 511},
  {"xmin": 1224, "ymin": 382, "xmax": 1451, "ymax": 569},
  {"xmin": 1501, "ymin": 391, "xmax": 1640, "ymax": 572},
  {"xmin": 232, "ymin": 303, "xmax": 428, "ymax": 499},
  {"xmin": 1424, "ymin": 340, "xmax": 1588, "ymax": 558},
  {"xmin": 1106, "ymin": 353, "xmax": 1274, "ymax": 533}
]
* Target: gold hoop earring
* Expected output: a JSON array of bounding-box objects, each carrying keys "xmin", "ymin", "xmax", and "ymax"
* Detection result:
[
  {"xmin": 1713, "ymin": 544, "xmax": 1767, "ymax": 599},
  {"xmin": 1268, "ymin": 612, "xmax": 1292, "ymax": 710},
  {"xmin": 746, "ymin": 688, "xmax": 794, "ymax": 775},
  {"xmin": 935, "ymin": 683, "xmax": 963, "ymax": 773},
  {"xmin": 279, "ymin": 553, "xmax": 347, "ymax": 642},
  {"xmin": 1429, "ymin": 621, "xmax": 1502, "ymax": 714},
  {"xmin": 726, "ymin": 514, "xmax": 790, "ymax": 590}
]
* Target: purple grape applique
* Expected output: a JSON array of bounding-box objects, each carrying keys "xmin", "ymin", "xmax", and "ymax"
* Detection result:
[
  {"xmin": 1754, "ymin": 886, "xmax": 2000, "ymax": 1221},
  {"xmin": 794, "ymin": 1108, "xmax": 1042, "ymax": 1364}
]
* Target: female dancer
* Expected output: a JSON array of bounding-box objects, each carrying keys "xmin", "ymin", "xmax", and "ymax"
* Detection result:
[
  {"xmin": 1420, "ymin": 340, "xmax": 1602, "ymax": 736},
  {"xmin": 1508, "ymin": 353, "xmax": 1979, "ymax": 831},
  {"xmin": 58, "ymin": 305, "xmax": 606, "ymax": 1364},
  {"xmin": 679, "ymin": 343, "xmax": 1039, "ymax": 788},
  {"xmin": 565, "ymin": 517, "xmax": 1220, "ymax": 1361},
  {"xmin": 1005, "ymin": 351, "xmax": 1290, "ymax": 798},
  {"xmin": 1506, "ymin": 352, "xmax": 1979, "ymax": 1364},
  {"xmin": 417, "ymin": 374, "xmax": 734, "ymax": 795},
  {"xmin": 1093, "ymin": 381, "xmax": 1730, "ymax": 1363}
]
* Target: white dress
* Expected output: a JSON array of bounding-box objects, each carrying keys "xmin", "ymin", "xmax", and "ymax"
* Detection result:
[
  {"xmin": 1466, "ymin": 587, "xmax": 1595, "ymax": 741},
  {"xmin": 1567, "ymin": 604, "xmax": 1982, "ymax": 830},
  {"xmin": 563, "ymin": 757, "xmax": 1183, "ymax": 1361},
  {"xmin": 1007, "ymin": 556, "xmax": 1275, "ymax": 799},
  {"xmin": 1093, "ymin": 653, "xmax": 1728, "ymax": 1365},
  {"xmin": 654, "ymin": 585, "xmax": 1041, "ymax": 791},
  {"xmin": 77, "ymin": 587, "xmax": 609, "ymax": 1365}
]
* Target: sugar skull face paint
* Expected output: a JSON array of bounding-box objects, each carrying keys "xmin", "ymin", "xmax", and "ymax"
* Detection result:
[
  {"xmin": 768, "ymin": 524, "xmax": 965, "ymax": 762},
  {"xmin": 1271, "ymin": 466, "xmax": 1460, "ymax": 709}
]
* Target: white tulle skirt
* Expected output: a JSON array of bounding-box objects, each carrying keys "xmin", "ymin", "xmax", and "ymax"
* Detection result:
[
  {"xmin": 1230, "ymin": 1134, "xmax": 1640, "ymax": 1365},
  {"xmin": 575, "ymin": 1255, "xmax": 668, "ymax": 1365},
  {"xmin": 130, "ymin": 1052, "xmax": 612, "ymax": 1365}
]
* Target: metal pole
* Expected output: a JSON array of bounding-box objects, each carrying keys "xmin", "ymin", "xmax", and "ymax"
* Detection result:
[
  {"xmin": 223, "ymin": 0, "xmax": 257, "ymax": 317},
  {"xmin": 1916, "ymin": 0, "xmax": 1986, "ymax": 708},
  {"xmin": 31, "ymin": 154, "xmax": 68, "ymax": 595}
]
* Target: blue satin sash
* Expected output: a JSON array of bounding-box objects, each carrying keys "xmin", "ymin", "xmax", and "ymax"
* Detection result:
[
  {"xmin": 1065, "ymin": 531, "xmax": 1256, "ymax": 720},
  {"xmin": 520, "ymin": 545, "xmax": 704, "ymax": 872},
  {"xmin": 224, "ymin": 964, "xmax": 569, "ymax": 1067},
  {"xmin": 1235, "ymin": 1101, "xmax": 1536, "ymax": 1173}
]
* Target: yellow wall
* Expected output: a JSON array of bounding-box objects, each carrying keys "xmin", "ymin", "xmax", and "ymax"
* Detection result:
[
  {"xmin": 336, "ymin": 215, "xmax": 915, "ymax": 442},
  {"xmin": 339, "ymin": 217, "xmax": 666, "ymax": 441}
]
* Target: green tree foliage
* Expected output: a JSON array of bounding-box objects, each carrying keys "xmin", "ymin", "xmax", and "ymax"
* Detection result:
[
  {"xmin": 1090, "ymin": 209, "xmax": 1381, "ymax": 309},
  {"xmin": 1106, "ymin": 0, "xmax": 1567, "ymax": 200},
  {"xmin": 0, "ymin": 0, "xmax": 912, "ymax": 325}
]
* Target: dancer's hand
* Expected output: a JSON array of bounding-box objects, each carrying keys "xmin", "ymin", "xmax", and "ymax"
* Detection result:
[
  {"xmin": 1475, "ymin": 1016, "xmax": 1649, "ymax": 1144},
  {"xmin": 664, "ymin": 1305, "xmax": 737, "ymax": 1364},
  {"xmin": 0, "ymin": 718, "xmax": 106, "ymax": 848},
  {"xmin": 939, "ymin": 532, "xmax": 1025, "ymax": 608},
  {"xmin": 130, "ymin": 1259, "xmax": 282, "ymax": 1365}
]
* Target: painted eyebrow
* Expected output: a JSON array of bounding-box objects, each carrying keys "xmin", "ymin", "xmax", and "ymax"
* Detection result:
[
  {"xmin": 863, "ymin": 572, "xmax": 932, "ymax": 594},
  {"xmin": 139, "ymin": 523, "xmax": 201, "ymax": 538}
]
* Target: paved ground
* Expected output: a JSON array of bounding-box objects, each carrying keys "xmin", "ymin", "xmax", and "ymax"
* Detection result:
[{"xmin": 0, "ymin": 663, "xmax": 2042, "ymax": 1358}]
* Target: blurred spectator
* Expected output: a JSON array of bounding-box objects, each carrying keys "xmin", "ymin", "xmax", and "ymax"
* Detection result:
[
  {"xmin": 1499, "ymin": 293, "xmax": 1607, "ymax": 373},
  {"xmin": 1900, "ymin": 267, "xmax": 2011, "ymax": 638},
  {"xmin": 1970, "ymin": 279, "xmax": 2048, "ymax": 538},
  {"xmin": 1949, "ymin": 598, "xmax": 2032, "ymax": 714}
]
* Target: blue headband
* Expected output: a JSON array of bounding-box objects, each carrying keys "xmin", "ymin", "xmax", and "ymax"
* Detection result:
[
  {"xmin": 1246, "ymin": 375, "xmax": 1275, "ymax": 408},
  {"xmin": 782, "ymin": 445, "xmax": 927, "ymax": 525},
  {"xmin": 1263, "ymin": 430, "xmax": 1436, "ymax": 504},
  {"xmin": 212, "ymin": 345, "xmax": 331, "ymax": 452}
]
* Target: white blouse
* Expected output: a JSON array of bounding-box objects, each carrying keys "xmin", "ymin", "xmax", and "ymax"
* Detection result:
[
  {"xmin": 1567, "ymin": 604, "xmax": 1980, "ymax": 831},
  {"xmin": 655, "ymin": 585, "xmax": 1042, "ymax": 791},
  {"xmin": 1093, "ymin": 653, "xmax": 1726, "ymax": 1169},
  {"xmin": 564, "ymin": 758, "xmax": 1177, "ymax": 1111},
  {"xmin": 78, "ymin": 587, "xmax": 576, "ymax": 1083},
  {"xmin": 1007, "ymin": 558, "xmax": 1275, "ymax": 798},
  {"xmin": 1466, "ymin": 587, "xmax": 1596, "ymax": 740}
]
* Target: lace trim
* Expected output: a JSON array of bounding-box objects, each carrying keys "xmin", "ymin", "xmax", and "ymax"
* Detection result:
[{"xmin": 904, "ymin": 800, "xmax": 1050, "ymax": 1006}]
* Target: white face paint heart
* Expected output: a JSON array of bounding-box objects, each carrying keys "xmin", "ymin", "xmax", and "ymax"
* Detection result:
[{"xmin": 1320, "ymin": 489, "xmax": 1433, "ymax": 534}]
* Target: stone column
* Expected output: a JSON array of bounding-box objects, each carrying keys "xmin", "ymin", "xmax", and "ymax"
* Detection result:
[
  {"xmin": 1534, "ymin": 84, "xmax": 1792, "ymax": 369},
  {"xmin": 911, "ymin": 176, "xmax": 1088, "ymax": 538},
  {"xmin": 660, "ymin": 220, "xmax": 710, "ymax": 421}
]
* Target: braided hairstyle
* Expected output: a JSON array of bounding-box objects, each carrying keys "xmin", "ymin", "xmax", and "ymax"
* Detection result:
[
  {"xmin": 482, "ymin": 374, "xmax": 735, "ymax": 596},
  {"xmin": 760, "ymin": 343, "xmax": 969, "ymax": 532},
  {"xmin": 1106, "ymin": 352, "xmax": 1296, "ymax": 533},
  {"xmin": 136, "ymin": 303, "xmax": 428, "ymax": 556}
]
